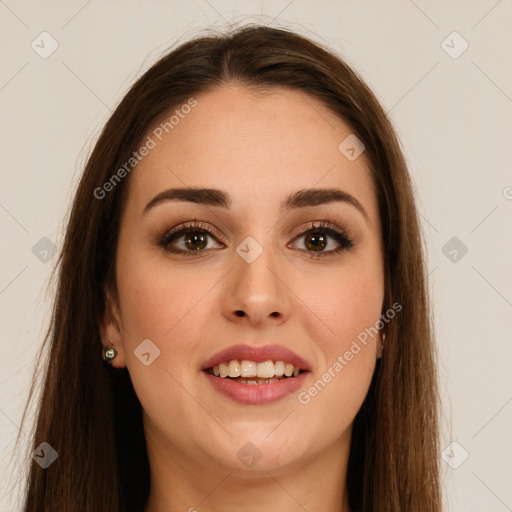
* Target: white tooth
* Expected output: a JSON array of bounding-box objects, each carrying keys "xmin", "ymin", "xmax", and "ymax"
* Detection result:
[
  {"xmin": 293, "ymin": 366, "xmax": 300, "ymax": 377},
  {"xmin": 228, "ymin": 360, "xmax": 241, "ymax": 378},
  {"xmin": 274, "ymin": 361, "xmax": 285, "ymax": 377},
  {"xmin": 257, "ymin": 360, "xmax": 274, "ymax": 378},
  {"xmin": 240, "ymin": 360, "xmax": 257, "ymax": 378},
  {"xmin": 219, "ymin": 362, "xmax": 230, "ymax": 378},
  {"xmin": 213, "ymin": 365, "xmax": 220, "ymax": 376},
  {"xmin": 284, "ymin": 363, "xmax": 294, "ymax": 377}
]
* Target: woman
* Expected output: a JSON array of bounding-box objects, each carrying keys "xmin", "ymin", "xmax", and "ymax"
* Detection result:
[{"xmin": 17, "ymin": 24, "xmax": 442, "ymax": 511}]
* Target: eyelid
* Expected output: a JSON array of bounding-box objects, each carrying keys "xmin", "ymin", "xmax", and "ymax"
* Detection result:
[
  {"xmin": 291, "ymin": 220, "xmax": 353, "ymax": 243},
  {"xmin": 154, "ymin": 219, "xmax": 226, "ymax": 246}
]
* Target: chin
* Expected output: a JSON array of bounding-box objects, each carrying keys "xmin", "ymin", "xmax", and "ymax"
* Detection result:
[{"xmin": 200, "ymin": 428, "xmax": 311, "ymax": 475}]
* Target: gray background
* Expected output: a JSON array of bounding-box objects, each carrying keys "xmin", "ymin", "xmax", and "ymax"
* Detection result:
[{"xmin": 1, "ymin": 1, "xmax": 511, "ymax": 510}]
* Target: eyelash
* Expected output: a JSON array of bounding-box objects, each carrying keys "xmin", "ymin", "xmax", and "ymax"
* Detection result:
[{"xmin": 154, "ymin": 219, "xmax": 354, "ymax": 259}]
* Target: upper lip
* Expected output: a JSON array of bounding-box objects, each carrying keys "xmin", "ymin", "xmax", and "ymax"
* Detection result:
[{"xmin": 201, "ymin": 344, "xmax": 312, "ymax": 372}]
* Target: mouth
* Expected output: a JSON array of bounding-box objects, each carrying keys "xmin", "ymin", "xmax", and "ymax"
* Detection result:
[{"xmin": 201, "ymin": 344, "xmax": 311, "ymax": 405}]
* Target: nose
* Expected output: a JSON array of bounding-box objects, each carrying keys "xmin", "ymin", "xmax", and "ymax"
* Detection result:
[{"xmin": 221, "ymin": 242, "xmax": 291, "ymax": 327}]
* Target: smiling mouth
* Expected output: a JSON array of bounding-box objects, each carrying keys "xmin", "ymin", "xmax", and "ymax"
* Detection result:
[{"xmin": 204, "ymin": 359, "xmax": 307, "ymax": 384}]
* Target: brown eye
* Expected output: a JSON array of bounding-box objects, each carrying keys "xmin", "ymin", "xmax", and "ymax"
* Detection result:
[
  {"xmin": 291, "ymin": 221, "xmax": 354, "ymax": 258},
  {"xmin": 304, "ymin": 232, "xmax": 328, "ymax": 252},
  {"xmin": 156, "ymin": 220, "xmax": 225, "ymax": 256},
  {"xmin": 162, "ymin": 228, "xmax": 222, "ymax": 253},
  {"xmin": 183, "ymin": 231, "xmax": 208, "ymax": 251}
]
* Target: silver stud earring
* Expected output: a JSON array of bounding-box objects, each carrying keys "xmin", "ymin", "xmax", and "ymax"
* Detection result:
[{"xmin": 103, "ymin": 340, "xmax": 117, "ymax": 365}]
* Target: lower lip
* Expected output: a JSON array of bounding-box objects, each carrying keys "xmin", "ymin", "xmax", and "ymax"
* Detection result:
[{"xmin": 202, "ymin": 371, "xmax": 309, "ymax": 405}]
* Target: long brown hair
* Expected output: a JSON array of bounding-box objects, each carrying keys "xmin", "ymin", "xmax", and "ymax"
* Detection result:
[{"xmin": 15, "ymin": 24, "xmax": 441, "ymax": 511}]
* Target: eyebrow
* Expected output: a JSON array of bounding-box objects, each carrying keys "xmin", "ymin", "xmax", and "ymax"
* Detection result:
[{"xmin": 143, "ymin": 187, "xmax": 369, "ymax": 221}]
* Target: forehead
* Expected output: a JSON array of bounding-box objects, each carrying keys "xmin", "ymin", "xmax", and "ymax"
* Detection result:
[{"xmin": 125, "ymin": 84, "xmax": 378, "ymax": 223}]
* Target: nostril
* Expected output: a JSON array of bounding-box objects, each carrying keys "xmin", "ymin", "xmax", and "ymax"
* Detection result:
[{"xmin": 235, "ymin": 311, "xmax": 245, "ymax": 317}]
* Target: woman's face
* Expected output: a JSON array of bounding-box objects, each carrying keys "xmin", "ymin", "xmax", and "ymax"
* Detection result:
[{"xmin": 104, "ymin": 84, "xmax": 384, "ymax": 476}]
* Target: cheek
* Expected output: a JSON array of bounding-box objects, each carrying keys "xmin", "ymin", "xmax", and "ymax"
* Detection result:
[
  {"xmin": 292, "ymin": 259, "xmax": 383, "ymax": 422},
  {"xmin": 115, "ymin": 251, "xmax": 224, "ymax": 379},
  {"xmin": 114, "ymin": 257, "xmax": 209, "ymax": 421},
  {"xmin": 295, "ymin": 258, "xmax": 384, "ymax": 354},
  {"xmin": 116, "ymin": 249, "xmax": 205, "ymax": 339}
]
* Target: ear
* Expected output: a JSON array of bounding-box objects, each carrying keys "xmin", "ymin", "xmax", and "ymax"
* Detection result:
[{"xmin": 99, "ymin": 285, "xmax": 127, "ymax": 368}]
